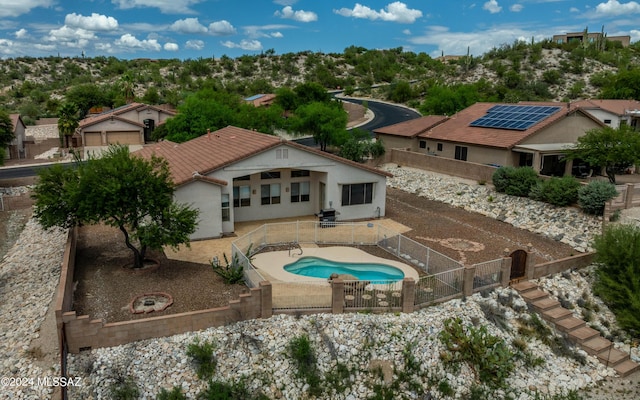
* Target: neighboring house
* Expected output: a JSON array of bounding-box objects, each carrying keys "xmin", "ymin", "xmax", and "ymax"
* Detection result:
[
  {"xmin": 244, "ymin": 94, "xmax": 277, "ymax": 107},
  {"xmin": 5, "ymin": 114, "xmax": 26, "ymax": 160},
  {"xmin": 374, "ymin": 115, "xmax": 448, "ymax": 152},
  {"xmin": 552, "ymin": 31, "xmax": 630, "ymax": 47},
  {"xmin": 568, "ymin": 99, "xmax": 640, "ymax": 130},
  {"xmin": 135, "ymin": 126, "xmax": 390, "ymax": 240},
  {"xmin": 78, "ymin": 102, "xmax": 175, "ymax": 148},
  {"xmin": 378, "ymin": 102, "xmax": 605, "ymax": 177}
]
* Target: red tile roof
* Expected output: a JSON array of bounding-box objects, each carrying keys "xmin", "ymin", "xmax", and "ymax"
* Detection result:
[
  {"xmin": 570, "ymin": 99, "xmax": 640, "ymax": 116},
  {"xmin": 374, "ymin": 115, "xmax": 448, "ymax": 137},
  {"xmin": 135, "ymin": 126, "xmax": 391, "ymax": 186},
  {"xmin": 78, "ymin": 102, "xmax": 176, "ymax": 129},
  {"xmin": 419, "ymin": 102, "xmax": 602, "ymax": 149}
]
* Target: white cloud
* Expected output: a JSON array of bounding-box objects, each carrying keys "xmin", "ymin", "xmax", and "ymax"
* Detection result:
[
  {"xmin": 275, "ymin": 6, "xmax": 318, "ymax": 22},
  {"xmin": 185, "ymin": 39, "xmax": 204, "ymax": 50},
  {"xmin": 592, "ymin": 0, "xmax": 640, "ymax": 17},
  {"xmin": 510, "ymin": 4, "xmax": 524, "ymax": 12},
  {"xmin": 209, "ymin": 20, "xmax": 237, "ymax": 36},
  {"xmin": 403, "ymin": 29, "xmax": 412, "ymax": 35},
  {"xmin": 570, "ymin": 7, "xmax": 580, "ymax": 13},
  {"xmin": 271, "ymin": 32, "xmax": 284, "ymax": 38},
  {"xmin": 65, "ymin": 13, "xmax": 119, "ymax": 31},
  {"xmin": 0, "ymin": 39, "xmax": 15, "ymax": 56},
  {"xmin": 114, "ymin": 33, "xmax": 162, "ymax": 51},
  {"xmin": 243, "ymin": 24, "xmax": 293, "ymax": 39},
  {"xmin": 170, "ymin": 18, "xmax": 207, "ymax": 33},
  {"xmin": 334, "ymin": 2, "xmax": 423, "ymax": 24},
  {"xmin": 46, "ymin": 26, "xmax": 97, "ymax": 42},
  {"xmin": 15, "ymin": 29, "xmax": 28, "ymax": 39},
  {"xmin": 164, "ymin": 42, "xmax": 179, "ymax": 51},
  {"xmin": 630, "ymin": 29, "xmax": 640, "ymax": 42},
  {"xmin": 34, "ymin": 43, "xmax": 56, "ymax": 51},
  {"xmin": 111, "ymin": 0, "xmax": 204, "ymax": 14},
  {"xmin": 0, "ymin": 0, "xmax": 53, "ymax": 18},
  {"xmin": 221, "ymin": 39, "xmax": 263, "ymax": 51},
  {"xmin": 483, "ymin": 0, "xmax": 502, "ymax": 13}
]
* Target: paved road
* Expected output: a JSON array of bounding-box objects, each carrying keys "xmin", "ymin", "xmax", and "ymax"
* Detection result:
[{"xmin": 294, "ymin": 98, "xmax": 421, "ymax": 147}]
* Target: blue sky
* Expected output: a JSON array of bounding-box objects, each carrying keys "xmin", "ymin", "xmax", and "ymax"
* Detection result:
[{"xmin": 0, "ymin": 0, "xmax": 639, "ymax": 60}]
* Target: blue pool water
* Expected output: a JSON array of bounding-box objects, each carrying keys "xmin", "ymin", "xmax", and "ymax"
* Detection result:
[{"xmin": 284, "ymin": 256, "xmax": 404, "ymax": 283}]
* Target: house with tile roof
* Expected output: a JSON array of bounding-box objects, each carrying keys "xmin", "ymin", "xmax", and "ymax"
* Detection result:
[
  {"xmin": 5, "ymin": 114, "xmax": 26, "ymax": 160},
  {"xmin": 568, "ymin": 99, "xmax": 640, "ymax": 130},
  {"xmin": 135, "ymin": 126, "xmax": 391, "ymax": 240},
  {"xmin": 78, "ymin": 102, "xmax": 175, "ymax": 149},
  {"xmin": 376, "ymin": 102, "xmax": 606, "ymax": 177},
  {"xmin": 374, "ymin": 115, "xmax": 448, "ymax": 152}
]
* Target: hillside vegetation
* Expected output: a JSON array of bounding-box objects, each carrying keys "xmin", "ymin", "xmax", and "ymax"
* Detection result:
[{"xmin": 0, "ymin": 38, "xmax": 639, "ymax": 125}]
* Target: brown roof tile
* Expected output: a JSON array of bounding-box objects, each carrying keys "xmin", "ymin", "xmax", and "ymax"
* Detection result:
[
  {"xmin": 135, "ymin": 126, "xmax": 391, "ymax": 186},
  {"xmin": 419, "ymin": 102, "xmax": 601, "ymax": 149},
  {"xmin": 570, "ymin": 99, "xmax": 640, "ymax": 116},
  {"xmin": 79, "ymin": 102, "xmax": 176, "ymax": 129},
  {"xmin": 374, "ymin": 115, "xmax": 448, "ymax": 137}
]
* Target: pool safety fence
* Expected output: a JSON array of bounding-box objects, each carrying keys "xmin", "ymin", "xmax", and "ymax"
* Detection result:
[
  {"xmin": 414, "ymin": 268, "xmax": 465, "ymax": 306},
  {"xmin": 472, "ymin": 258, "xmax": 504, "ymax": 291},
  {"xmin": 342, "ymin": 280, "xmax": 403, "ymax": 311}
]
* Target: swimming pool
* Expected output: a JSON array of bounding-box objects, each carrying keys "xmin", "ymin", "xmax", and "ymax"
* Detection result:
[{"xmin": 284, "ymin": 256, "xmax": 405, "ymax": 283}]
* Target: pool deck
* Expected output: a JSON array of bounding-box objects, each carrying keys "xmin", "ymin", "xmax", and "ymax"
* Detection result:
[
  {"xmin": 164, "ymin": 216, "xmax": 412, "ymax": 266},
  {"xmin": 252, "ymin": 246, "xmax": 420, "ymax": 283}
]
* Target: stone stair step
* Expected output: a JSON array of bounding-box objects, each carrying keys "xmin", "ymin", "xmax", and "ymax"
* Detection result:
[
  {"xmin": 520, "ymin": 289, "xmax": 549, "ymax": 303},
  {"xmin": 580, "ymin": 336, "xmax": 613, "ymax": 355},
  {"xmin": 570, "ymin": 326, "xmax": 603, "ymax": 345},
  {"xmin": 531, "ymin": 297, "xmax": 561, "ymax": 312},
  {"xmin": 554, "ymin": 316, "xmax": 586, "ymax": 333},
  {"xmin": 541, "ymin": 307, "xmax": 573, "ymax": 323},
  {"xmin": 597, "ymin": 347, "xmax": 630, "ymax": 367},
  {"xmin": 511, "ymin": 281, "xmax": 537, "ymax": 293},
  {"xmin": 613, "ymin": 359, "xmax": 640, "ymax": 378}
]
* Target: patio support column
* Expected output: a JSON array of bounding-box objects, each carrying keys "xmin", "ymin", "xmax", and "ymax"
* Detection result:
[
  {"xmin": 259, "ymin": 281, "xmax": 272, "ymax": 318},
  {"xmin": 463, "ymin": 265, "xmax": 475, "ymax": 297},
  {"xmin": 331, "ymin": 279, "xmax": 344, "ymax": 314},
  {"xmin": 401, "ymin": 278, "xmax": 415, "ymax": 313}
]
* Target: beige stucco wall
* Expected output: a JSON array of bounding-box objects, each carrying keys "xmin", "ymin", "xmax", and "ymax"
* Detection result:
[
  {"xmin": 208, "ymin": 144, "xmax": 387, "ymax": 227},
  {"xmin": 175, "ymin": 180, "xmax": 223, "ymax": 240},
  {"xmin": 519, "ymin": 114, "xmax": 601, "ymax": 145},
  {"xmin": 377, "ymin": 134, "xmax": 417, "ymax": 153},
  {"xmin": 420, "ymin": 140, "xmax": 511, "ymax": 167}
]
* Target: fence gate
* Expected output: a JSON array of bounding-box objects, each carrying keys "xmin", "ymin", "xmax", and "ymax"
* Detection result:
[{"xmin": 509, "ymin": 249, "xmax": 527, "ymax": 281}]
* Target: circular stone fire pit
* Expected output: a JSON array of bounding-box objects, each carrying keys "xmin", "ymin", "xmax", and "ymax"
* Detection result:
[{"xmin": 129, "ymin": 292, "xmax": 173, "ymax": 314}]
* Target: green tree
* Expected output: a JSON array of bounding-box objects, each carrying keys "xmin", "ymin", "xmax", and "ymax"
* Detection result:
[
  {"xmin": 291, "ymin": 101, "xmax": 348, "ymax": 151},
  {"xmin": 592, "ymin": 224, "xmax": 640, "ymax": 333},
  {"xmin": 57, "ymin": 102, "xmax": 79, "ymax": 148},
  {"xmin": 0, "ymin": 110, "xmax": 14, "ymax": 164},
  {"xmin": 65, "ymin": 83, "xmax": 112, "ymax": 117},
  {"xmin": 566, "ymin": 125, "xmax": 640, "ymax": 183},
  {"xmin": 32, "ymin": 145, "xmax": 198, "ymax": 269}
]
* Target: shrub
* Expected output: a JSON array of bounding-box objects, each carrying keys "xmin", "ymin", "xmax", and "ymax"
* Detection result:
[
  {"xmin": 578, "ymin": 180, "xmax": 618, "ymax": 215},
  {"xmin": 529, "ymin": 176, "xmax": 581, "ymax": 206},
  {"xmin": 492, "ymin": 166, "xmax": 539, "ymax": 197},
  {"xmin": 157, "ymin": 386, "xmax": 187, "ymax": 400},
  {"xmin": 110, "ymin": 375, "xmax": 139, "ymax": 400},
  {"xmin": 593, "ymin": 224, "xmax": 640, "ymax": 333},
  {"xmin": 287, "ymin": 334, "xmax": 322, "ymax": 396},
  {"xmin": 186, "ymin": 338, "xmax": 217, "ymax": 380}
]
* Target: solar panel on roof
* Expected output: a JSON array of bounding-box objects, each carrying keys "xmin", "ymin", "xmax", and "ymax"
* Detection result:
[{"xmin": 470, "ymin": 105, "xmax": 561, "ymax": 131}]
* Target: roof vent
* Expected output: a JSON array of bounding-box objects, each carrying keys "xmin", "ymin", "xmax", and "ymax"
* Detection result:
[{"xmin": 193, "ymin": 171, "xmax": 202, "ymax": 177}]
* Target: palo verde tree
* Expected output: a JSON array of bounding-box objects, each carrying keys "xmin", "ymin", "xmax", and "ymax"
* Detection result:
[
  {"xmin": 291, "ymin": 101, "xmax": 348, "ymax": 151},
  {"xmin": 32, "ymin": 145, "xmax": 198, "ymax": 269},
  {"xmin": 0, "ymin": 110, "xmax": 14, "ymax": 164},
  {"xmin": 566, "ymin": 124, "xmax": 640, "ymax": 184}
]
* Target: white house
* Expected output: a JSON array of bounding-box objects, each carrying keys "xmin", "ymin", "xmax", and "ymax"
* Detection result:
[
  {"xmin": 135, "ymin": 126, "xmax": 390, "ymax": 240},
  {"xmin": 570, "ymin": 99, "xmax": 640, "ymax": 130},
  {"xmin": 6, "ymin": 114, "xmax": 26, "ymax": 160}
]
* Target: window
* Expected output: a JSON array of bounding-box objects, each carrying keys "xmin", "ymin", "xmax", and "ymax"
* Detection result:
[
  {"xmin": 261, "ymin": 171, "xmax": 281, "ymax": 179},
  {"xmin": 276, "ymin": 149, "xmax": 288, "ymax": 159},
  {"xmin": 291, "ymin": 169, "xmax": 310, "ymax": 178},
  {"xmin": 221, "ymin": 194, "xmax": 230, "ymax": 221},
  {"xmin": 604, "ymin": 119, "xmax": 612, "ymax": 124},
  {"xmin": 437, "ymin": 143, "xmax": 443, "ymax": 152},
  {"xmin": 261, "ymin": 184, "xmax": 281, "ymax": 205},
  {"xmin": 454, "ymin": 146, "xmax": 468, "ymax": 161},
  {"xmin": 234, "ymin": 175, "xmax": 250, "ymax": 181},
  {"xmin": 419, "ymin": 140, "xmax": 427, "ymax": 149},
  {"xmin": 519, "ymin": 153, "xmax": 533, "ymax": 167},
  {"xmin": 233, "ymin": 185, "xmax": 251, "ymax": 207},
  {"xmin": 291, "ymin": 182, "xmax": 310, "ymax": 203},
  {"xmin": 342, "ymin": 183, "xmax": 374, "ymax": 206}
]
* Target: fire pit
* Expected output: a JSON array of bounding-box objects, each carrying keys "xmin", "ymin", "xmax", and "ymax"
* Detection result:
[{"xmin": 129, "ymin": 292, "xmax": 173, "ymax": 314}]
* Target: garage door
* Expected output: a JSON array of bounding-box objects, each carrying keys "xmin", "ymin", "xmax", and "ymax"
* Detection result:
[
  {"xmin": 107, "ymin": 131, "xmax": 142, "ymax": 145},
  {"xmin": 84, "ymin": 132, "xmax": 102, "ymax": 146}
]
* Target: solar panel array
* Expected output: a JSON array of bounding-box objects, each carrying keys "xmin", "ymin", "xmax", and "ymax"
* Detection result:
[{"xmin": 470, "ymin": 105, "xmax": 561, "ymax": 131}]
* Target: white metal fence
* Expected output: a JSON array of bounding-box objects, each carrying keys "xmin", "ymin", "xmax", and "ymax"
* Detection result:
[
  {"xmin": 343, "ymin": 280, "xmax": 403, "ymax": 311},
  {"xmin": 414, "ymin": 268, "xmax": 464, "ymax": 306},
  {"xmin": 472, "ymin": 259, "xmax": 503, "ymax": 291}
]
